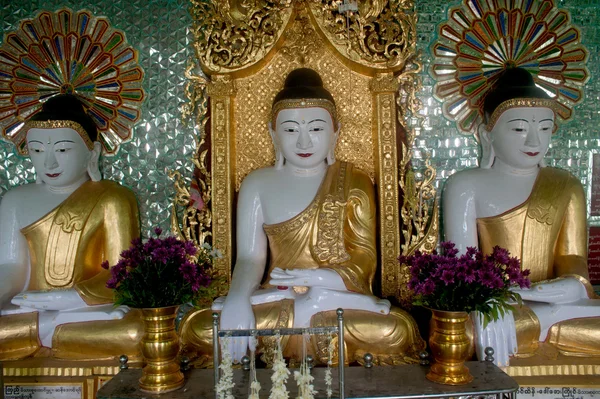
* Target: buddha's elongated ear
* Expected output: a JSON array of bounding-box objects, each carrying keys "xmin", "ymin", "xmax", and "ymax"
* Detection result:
[
  {"xmin": 87, "ymin": 141, "xmax": 102, "ymax": 182},
  {"xmin": 268, "ymin": 121, "xmax": 284, "ymax": 170},
  {"xmin": 478, "ymin": 123, "xmax": 494, "ymax": 169},
  {"xmin": 327, "ymin": 121, "xmax": 341, "ymax": 165}
]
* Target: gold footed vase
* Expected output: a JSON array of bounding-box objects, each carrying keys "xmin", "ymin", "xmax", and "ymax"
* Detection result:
[
  {"xmin": 427, "ymin": 309, "xmax": 474, "ymax": 385},
  {"xmin": 139, "ymin": 306, "xmax": 185, "ymax": 393}
]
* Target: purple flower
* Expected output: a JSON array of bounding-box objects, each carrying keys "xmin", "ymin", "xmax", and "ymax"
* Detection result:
[
  {"xmin": 154, "ymin": 227, "xmax": 163, "ymax": 236},
  {"xmin": 101, "ymin": 260, "xmax": 110, "ymax": 270}
]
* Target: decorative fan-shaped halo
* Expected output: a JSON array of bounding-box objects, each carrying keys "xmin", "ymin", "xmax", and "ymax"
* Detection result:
[
  {"xmin": 431, "ymin": 0, "xmax": 589, "ymax": 134},
  {"xmin": 0, "ymin": 8, "xmax": 145, "ymax": 155}
]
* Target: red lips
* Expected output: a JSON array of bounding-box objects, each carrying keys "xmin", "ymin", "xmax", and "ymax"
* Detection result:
[
  {"xmin": 523, "ymin": 152, "xmax": 539, "ymax": 157},
  {"xmin": 46, "ymin": 173, "xmax": 61, "ymax": 178},
  {"xmin": 297, "ymin": 153, "xmax": 313, "ymax": 158}
]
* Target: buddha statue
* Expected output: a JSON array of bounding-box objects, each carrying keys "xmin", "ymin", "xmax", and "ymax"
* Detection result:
[
  {"xmin": 0, "ymin": 94, "xmax": 143, "ymax": 360},
  {"xmin": 442, "ymin": 68, "xmax": 600, "ymax": 366},
  {"xmin": 180, "ymin": 68, "xmax": 425, "ymax": 365}
]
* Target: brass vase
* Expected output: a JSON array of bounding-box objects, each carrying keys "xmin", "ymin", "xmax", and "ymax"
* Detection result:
[
  {"xmin": 426, "ymin": 309, "xmax": 474, "ymax": 385},
  {"xmin": 139, "ymin": 305, "xmax": 185, "ymax": 393}
]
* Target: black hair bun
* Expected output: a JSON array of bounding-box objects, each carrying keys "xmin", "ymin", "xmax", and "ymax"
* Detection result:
[
  {"xmin": 483, "ymin": 68, "xmax": 551, "ymax": 120},
  {"xmin": 30, "ymin": 94, "xmax": 98, "ymax": 142},
  {"xmin": 273, "ymin": 68, "xmax": 335, "ymax": 106}
]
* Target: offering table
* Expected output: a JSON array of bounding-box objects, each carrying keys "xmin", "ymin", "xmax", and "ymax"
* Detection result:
[{"xmin": 96, "ymin": 362, "xmax": 518, "ymax": 399}]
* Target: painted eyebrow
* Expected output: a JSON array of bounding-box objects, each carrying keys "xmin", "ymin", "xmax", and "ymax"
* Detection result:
[
  {"xmin": 539, "ymin": 118, "xmax": 553, "ymax": 123},
  {"xmin": 27, "ymin": 140, "xmax": 44, "ymax": 145},
  {"xmin": 308, "ymin": 119, "xmax": 327, "ymax": 124},
  {"xmin": 280, "ymin": 120, "xmax": 299, "ymax": 125},
  {"xmin": 507, "ymin": 119, "xmax": 529, "ymax": 123},
  {"xmin": 54, "ymin": 140, "xmax": 76, "ymax": 144}
]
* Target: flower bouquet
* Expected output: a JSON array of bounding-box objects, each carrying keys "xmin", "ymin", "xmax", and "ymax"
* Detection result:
[
  {"xmin": 400, "ymin": 241, "xmax": 531, "ymax": 326},
  {"xmin": 103, "ymin": 227, "xmax": 220, "ymax": 308},
  {"xmin": 399, "ymin": 242, "xmax": 530, "ymax": 385},
  {"xmin": 103, "ymin": 227, "xmax": 221, "ymax": 393}
]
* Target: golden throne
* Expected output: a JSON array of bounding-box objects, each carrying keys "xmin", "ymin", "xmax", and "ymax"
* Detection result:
[{"xmin": 173, "ymin": 0, "xmax": 438, "ymax": 305}]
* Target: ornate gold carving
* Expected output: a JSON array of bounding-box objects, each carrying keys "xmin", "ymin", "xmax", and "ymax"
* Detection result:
[
  {"xmin": 307, "ymin": 0, "xmax": 417, "ymax": 72},
  {"xmin": 370, "ymin": 73, "xmax": 399, "ymax": 93},
  {"xmin": 209, "ymin": 75, "xmax": 236, "ymax": 283},
  {"xmin": 397, "ymin": 57, "xmax": 438, "ymax": 305},
  {"xmin": 315, "ymin": 162, "xmax": 350, "ymax": 264},
  {"xmin": 171, "ymin": 61, "xmax": 213, "ymax": 251},
  {"xmin": 371, "ymin": 80, "xmax": 401, "ymax": 299},
  {"xmin": 188, "ymin": 0, "xmax": 294, "ymax": 75}
]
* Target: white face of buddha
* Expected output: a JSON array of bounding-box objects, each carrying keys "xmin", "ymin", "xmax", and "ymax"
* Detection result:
[
  {"xmin": 27, "ymin": 127, "xmax": 93, "ymax": 188},
  {"xmin": 488, "ymin": 107, "xmax": 554, "ymax": 170},
  {"xmin": 273, "ymin": 107, "xmax": 337, "ymax": 170}
]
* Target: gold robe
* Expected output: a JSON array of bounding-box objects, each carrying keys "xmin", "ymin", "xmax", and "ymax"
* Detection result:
[
  {"xmin": 0, "ymin": 180, "xmax": 144, "ymax": 361},
  {"xmin": 180, "ymin": 162, "xmax": 425, "ymax": 365},
  {"xmin": 477, "ymin": 167, "xmax": 600, "ymax": 356}
]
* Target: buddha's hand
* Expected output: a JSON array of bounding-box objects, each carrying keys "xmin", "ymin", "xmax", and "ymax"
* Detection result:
[
  {"xmin": 219, "ymin": 296, "xmax": 256, "ymax": 363},
  {"xmin": 11, "ymin": 288, "xmax": 88, "ymax": 311},
  {"xmin": 268, "ymin": 267, "xmax": 346, "ymax": 291},
  {"xmin": 472, "ymin": 310, "xmax": 517, "ymax": 367},
  {"xmin": 513, "ymin": 277, "xmax": 588, "ymax": 304}
]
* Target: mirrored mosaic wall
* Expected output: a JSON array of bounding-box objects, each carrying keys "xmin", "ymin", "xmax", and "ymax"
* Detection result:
[{"xmin": 0, "ymin": 0, "xmax": 599, "ymax": 236}]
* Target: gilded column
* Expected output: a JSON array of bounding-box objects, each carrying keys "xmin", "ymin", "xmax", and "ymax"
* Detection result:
[
  {"xmin": 370, "ymin": 72, "xmax": 401, "ymax": 298},
  {"xmin": 208, "ymin": 75, "xmax": 236, "ymax": 284}
]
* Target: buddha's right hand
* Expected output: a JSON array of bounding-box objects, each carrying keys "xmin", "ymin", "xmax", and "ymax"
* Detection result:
[
  {"xmin": 11, "ymin": 288, "xmax": 87, "ymax": 311},
  {"xmin": 219, "ymin": 296, "xmax": 256, "ymax": 363},
  {"xmin": 514, "ymin": 277, "xmax": 588, "ymax": 304},
  {"xmin": 472, "ymin": 310, "xmax": 517, "ymax": 367}
]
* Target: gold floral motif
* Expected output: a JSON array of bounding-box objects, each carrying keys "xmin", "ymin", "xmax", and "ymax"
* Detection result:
[
  {"xmin": 314, "ymin": 162, "xmax": 351, "ymax": 264},
  {"xmin": 171, "ymin": 61, "xmax": 213, "ymax": 254},
  {"xmin": 397, "ymin": 56, "xmax": 438, "ymax": 305},
  {"xmin": 307, "ymin": 0, "xmax": 417, "ymax": 72},
  {"xmin": 371, "ymin": 86, "xmax": 401, "ymax": 299},
  {"xmin": 188, "ymin": 0, "xmax": 294, "ymax": 74}
]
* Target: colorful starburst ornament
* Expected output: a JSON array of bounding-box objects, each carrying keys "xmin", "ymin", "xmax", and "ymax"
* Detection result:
[
  {"xmin": 431, "ymin": 0, "xmax": 589, "ymax": 134},
  {"xmin": 0, "ymin": 9, "xmax": 144, "ymax": 155}
]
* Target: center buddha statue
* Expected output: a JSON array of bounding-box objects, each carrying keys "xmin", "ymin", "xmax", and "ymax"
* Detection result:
[
  {"xmin": 0, "ymin": 94, "xmax": 143, "ymax": 360},
  {"xmin": 180, "ymin": 68, "xmax": 425, "ymax": 365},
  {"xmin": 443, "ymin": 68, "xmax": 600, "ymax": 366}
]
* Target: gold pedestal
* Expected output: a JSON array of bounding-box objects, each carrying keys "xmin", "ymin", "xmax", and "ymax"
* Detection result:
[{"xmin": 1, "ymin": 358, "xmax": 142, "ymax": 399}]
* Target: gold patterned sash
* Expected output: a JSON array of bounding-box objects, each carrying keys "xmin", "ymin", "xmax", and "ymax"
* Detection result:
[
  {"xmin": 44, "ymin": 182, "xmax": 110, "ymax": 286},
  {"xmin": 522, "ymin": 168, "xmax": 571, "ymax": 281}
]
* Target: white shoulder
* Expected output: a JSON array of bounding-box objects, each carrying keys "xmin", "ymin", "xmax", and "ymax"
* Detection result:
[
  {"xmin": 239, "ymin": 167, "xmax": 277, "ymax": 193},
  {"xmin": 1, "ymin": 184, "xmax": 41, "ymax": 206},
  {"xmin": 443, "ymin": 168, "xmax": 482, "ymax": 198}
]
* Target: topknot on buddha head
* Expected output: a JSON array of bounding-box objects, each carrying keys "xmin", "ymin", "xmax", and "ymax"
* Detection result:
[
  {"xmin": 26, "ymin": 94, "xmax": 98, "ymax": 151},
  {"xmin": 271, "ymin": 68, "xmax": 337, "ymax": 126},
  {"xmin": 483, "ymin": 68, "xmax": 557, "ymax": 131}
]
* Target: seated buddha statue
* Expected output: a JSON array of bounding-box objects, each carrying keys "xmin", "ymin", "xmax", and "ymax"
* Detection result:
[
  {"xmin": 442, "ymin": 68, "xmax": 600, "ymax": 366},
  {"xmin": 180, "ymin": 68, "xmax": 425, "ymax": 365},
  {"xmin": 0, "ymin": 94, "xmax": 143, "ymax": 361}
]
